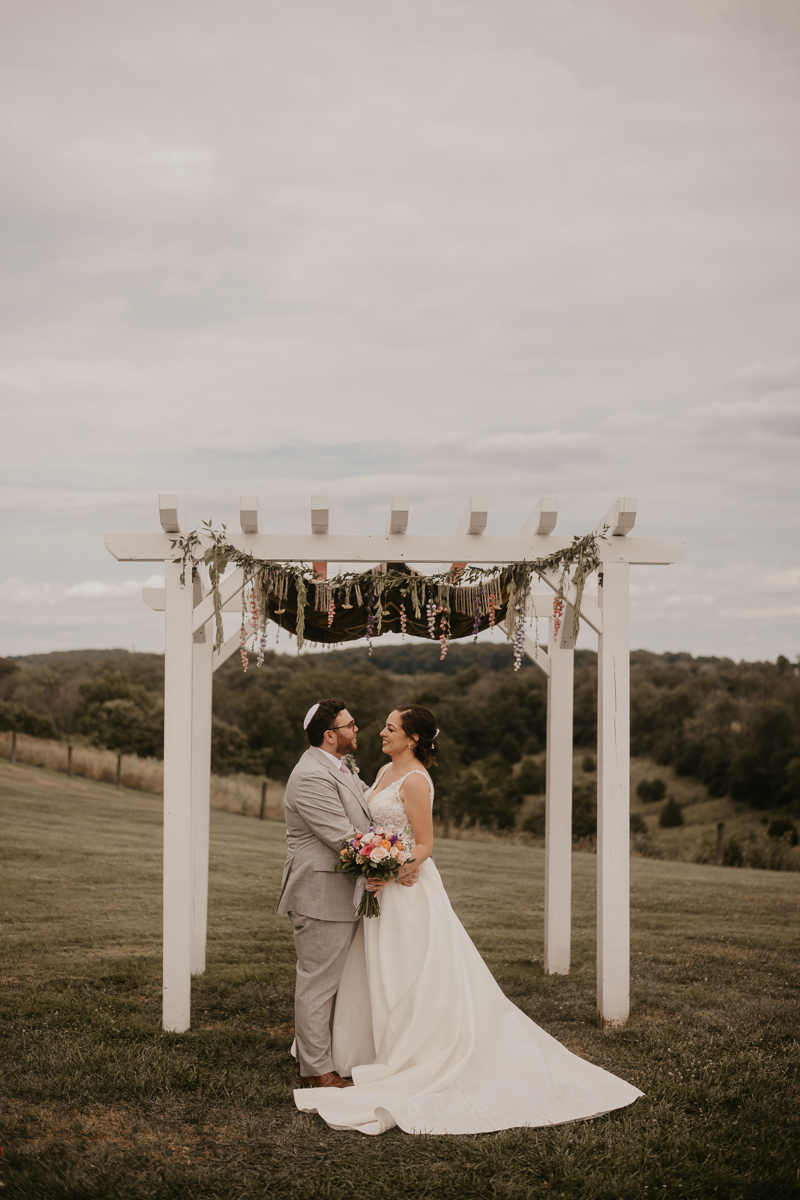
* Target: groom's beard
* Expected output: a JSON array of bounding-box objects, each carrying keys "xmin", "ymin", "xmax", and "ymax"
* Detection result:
[{"xmin": 334, "ymin": 729, "xmax": 357, "ymax": 756}]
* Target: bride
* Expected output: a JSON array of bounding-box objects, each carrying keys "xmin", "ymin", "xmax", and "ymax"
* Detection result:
[{"xmin": 294, "ymin": 704, "xmax": 643, "ymax": 1136}]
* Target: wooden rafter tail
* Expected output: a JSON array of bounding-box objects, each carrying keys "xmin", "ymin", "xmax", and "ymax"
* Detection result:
[
  {"xmin": 311, "ymin": 494, "xmax": 329, "ymax": 534},
  {"xmin": 240, "ymin": 495, "xmax": 259, "ymax": 534},
  {"xmin": 159, "ymin": 493, "xmax": 184, "ymax": 534},
  {"xmin": 595, "ymin": 496, "xmax": 637, "ymax": 538},
  {"xmin": 387, "ymin": 495, "xmax": 409, "ymax": 535},
  {"xmin": 521, "ymin": 496, "xmax": 558, "ymax": 536}
]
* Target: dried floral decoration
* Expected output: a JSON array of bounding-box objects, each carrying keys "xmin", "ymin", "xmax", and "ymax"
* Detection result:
[{"xmin": 170, "ymin": 523, "xmax": 604, "ymax": 671}]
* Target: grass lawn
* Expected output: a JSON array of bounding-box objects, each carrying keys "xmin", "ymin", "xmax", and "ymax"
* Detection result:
[{"xmin": 1, "ymin": 759, "xmax": 798, "ymax": 1200}]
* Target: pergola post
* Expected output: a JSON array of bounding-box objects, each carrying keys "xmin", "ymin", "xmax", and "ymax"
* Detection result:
[
  {"xmin": 543, "ymin": 606, "xmax": 575, "ymax": 975},
  {"xmin": 191, "ymin": 573, "xmax": 213, "ymax": 976},
  {"xmin": 596, "ymin": 560, "xmax": 631, "ymax": 1027},
  {"xmin": 162, "ymin": 556, "xmax": 195, "ymax": 1032}
]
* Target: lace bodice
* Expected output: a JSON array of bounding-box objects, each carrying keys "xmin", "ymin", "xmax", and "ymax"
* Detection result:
[{"xmin": 367, "ymin": 767, "xmax": 434, "ymax": 831}]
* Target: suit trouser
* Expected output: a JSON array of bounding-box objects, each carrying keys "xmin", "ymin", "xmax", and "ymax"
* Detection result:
[{"xmin": 288, "ymin": 911, "xmax": 357, "ymax": 1077}]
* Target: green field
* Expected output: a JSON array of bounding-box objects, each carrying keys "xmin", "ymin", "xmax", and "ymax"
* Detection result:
[{"xmin": 1, "ymin": 760, "xmax": 799, "ymax": 1199}]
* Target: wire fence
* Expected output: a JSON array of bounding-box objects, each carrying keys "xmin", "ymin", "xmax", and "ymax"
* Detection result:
[{"xmin": 0, "ymin": 730, "xmax": 285, "ymax": 821}]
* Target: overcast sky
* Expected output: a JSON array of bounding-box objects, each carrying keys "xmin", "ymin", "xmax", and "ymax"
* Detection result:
[{"xmin": 1, "ymin": 0, "xmax": 798, "ymax": 662}]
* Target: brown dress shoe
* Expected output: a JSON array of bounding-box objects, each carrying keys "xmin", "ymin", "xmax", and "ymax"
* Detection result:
[{"xmin": 299, "ymin": 1071, "xmax": 354, "ymax": 1089}]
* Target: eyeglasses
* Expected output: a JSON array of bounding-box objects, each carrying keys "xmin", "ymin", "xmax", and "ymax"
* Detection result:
[{"xmin": 330, "ymin": 720, "xmax": 356, "ymax": 732}]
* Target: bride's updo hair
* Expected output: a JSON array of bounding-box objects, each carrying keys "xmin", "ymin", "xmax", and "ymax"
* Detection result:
[{"xmin": 397, "ymin": 705, "xmax": 438, "ymax": 768}]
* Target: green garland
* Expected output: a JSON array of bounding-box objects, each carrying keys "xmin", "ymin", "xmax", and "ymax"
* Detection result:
[{"xmin": 171, "ymin": 522, "xmax": 602, "ymax": 670}]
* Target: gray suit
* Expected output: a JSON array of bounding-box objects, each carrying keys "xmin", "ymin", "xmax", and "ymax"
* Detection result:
[{"xmin": 276, "ymin": 746, "xmax": 373, "ymax": 1077}]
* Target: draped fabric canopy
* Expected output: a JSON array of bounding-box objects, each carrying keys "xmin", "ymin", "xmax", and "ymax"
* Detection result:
[{"xmin": 263, "ymin": 562, "xmax": 511, "ymax": 646}]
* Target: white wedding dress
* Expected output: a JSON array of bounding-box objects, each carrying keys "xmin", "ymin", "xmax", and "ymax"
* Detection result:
[{"xmin": 293, "ymin": 769, "xmax": 643, "ymax": 1136}]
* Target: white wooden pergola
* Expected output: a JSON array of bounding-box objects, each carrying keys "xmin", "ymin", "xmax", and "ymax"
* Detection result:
[{"xmin": 105, "ymin": 494, "xmax": 684, "ymax": 1033}]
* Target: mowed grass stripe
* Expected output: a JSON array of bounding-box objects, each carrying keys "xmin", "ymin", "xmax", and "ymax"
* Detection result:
[{"xmin": 1, "ymin": 759, "xmax": 798, "ymax": 1200}]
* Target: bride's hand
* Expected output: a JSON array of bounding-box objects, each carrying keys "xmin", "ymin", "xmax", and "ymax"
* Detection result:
[
  {"xmin": 397, "ymin": 868, "xmax": 420, "ymax": 888},
  {"xmin": 366, "ymin": 878, "xmax": 387, "ymax": 893}
]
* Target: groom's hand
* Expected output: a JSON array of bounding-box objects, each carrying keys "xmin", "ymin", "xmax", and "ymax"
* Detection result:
[{"xmin": 398, "ymin": 868, "xmax": 419, "ymax": 888}]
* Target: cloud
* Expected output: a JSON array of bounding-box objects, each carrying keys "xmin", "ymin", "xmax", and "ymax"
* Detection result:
[
  {"xmin": 61, "ymin": 133, "xmax": 218, "ymax": 200},
  {"xmin": 1, "ymin": 0, "xmax": 798, "ymax": 658},
  {"xmin": 0, "ymin": 574, "xmax": 164, "ymax": 607},
  {"xmin": 723, "ymin": 358, "xmax": 800, "ymax": 393},
  {"xmin": 63, "ymin": 576, "xmax": 165, "ymax": 600}
]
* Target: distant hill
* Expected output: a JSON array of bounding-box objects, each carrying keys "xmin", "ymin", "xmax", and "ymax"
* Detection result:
[
  {"xmin": 12, "ymin": 648, "xmax": 143, "ymax": 668},
  {"xmin": 2, "ymin": 642, "xmax": 797, "ymax": 818}
]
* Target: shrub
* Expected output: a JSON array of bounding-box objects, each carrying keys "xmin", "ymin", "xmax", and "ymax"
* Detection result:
[
  {"xmin": 446, "ymin": 765, "xmax": 519, "ymax": 830},
  {"xmin": 522, "ymin": 804, "xmax": 545, "ymax": 836},
  {"xmin": 659, "ymin": 797, "xmax": 684, "ymax": 828},
  {"xmin": 0, "ymin": 701, "xmax": 57, "ymax": 740},
  {"xmin": 581, "ymin": 754, "xmax": 596, "ymax": 773},
  {"xmin": 75, "ymin": 669, "xmax": 163, "ymax": 757},
  {"xmin": 77, "ymin": 698, "xmax": 163, "ymax": 758},
  {"xmin": 637, "ymin": 777, "xmax": 667, "ymax": 803},
  {"xmin": 571, "ymin": 782, "xmax": 597, "ymax": 841},
  {"xmin": 211, "ymin": 720, "xmax": 267, "ymax": 776},
  {"xmin": 723, "ymin": 831, "xmax": 799, "ymax": 871},
  {"xmin": 768, "ymin": 817, "xmax": 799, "ymax": 847},
  {"xmin": 517, "ymin": 756, "xmax": 546, "ymax": 795},
  {"xmin": 498, "ymin": 733, "xmax": 522, "ymax": 764},
  {"xmin": 630, "ymin": 812, "xmax": 648, "ymax": 834}
]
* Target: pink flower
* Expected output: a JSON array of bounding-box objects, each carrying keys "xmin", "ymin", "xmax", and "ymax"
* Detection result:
[{"xmin": 370, "ymin": 846, "xmax": 389, "ymax": 863}]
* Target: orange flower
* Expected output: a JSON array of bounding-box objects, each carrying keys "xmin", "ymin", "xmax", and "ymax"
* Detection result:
[{"xmin": 380, "ymin": 839, "xmax": 392, "ymax": 849}]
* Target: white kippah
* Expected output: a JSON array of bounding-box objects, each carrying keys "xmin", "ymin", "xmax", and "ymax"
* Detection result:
[{"xmin": 303, "ymin": 703, "xmax": 320, "ymax": 730}]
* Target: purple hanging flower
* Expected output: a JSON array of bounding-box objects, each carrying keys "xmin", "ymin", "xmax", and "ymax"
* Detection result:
[
  {"xmin": 365, "ymin": 591, "xmax": 375, "ymax": 656},
  {"xmin": 513, "ymin": 604, "xmax": 525, "ymax": 672},
  {"xmin": 473, "ymin": 592, "xmax": 483, "ymax": 644}
]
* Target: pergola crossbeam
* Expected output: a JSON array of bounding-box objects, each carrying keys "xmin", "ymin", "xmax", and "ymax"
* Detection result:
[{"xmin": 106, "ymin": 530, "xmax": 683, "ymax": 565}]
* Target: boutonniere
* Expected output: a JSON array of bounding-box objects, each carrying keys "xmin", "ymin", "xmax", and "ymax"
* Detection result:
[{"xmin": 342, "ymin": 754, "xmax": 360, "ymax": 776}]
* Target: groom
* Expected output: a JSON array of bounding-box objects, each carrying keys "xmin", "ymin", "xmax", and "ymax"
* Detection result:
[{"xmin": 277, "ymin": 697, "xmax": 416, "ymax": 1089}]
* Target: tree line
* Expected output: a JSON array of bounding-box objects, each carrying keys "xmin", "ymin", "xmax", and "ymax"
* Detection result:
[{"xmin": 2, "ymin": 642, "xmax": 798, "ymax": 828}]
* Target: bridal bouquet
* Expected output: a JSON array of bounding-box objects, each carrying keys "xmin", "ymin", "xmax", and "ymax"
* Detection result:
[{"xmin": 333, "ymin": 826, "xmax": 415, "ymax": 918}]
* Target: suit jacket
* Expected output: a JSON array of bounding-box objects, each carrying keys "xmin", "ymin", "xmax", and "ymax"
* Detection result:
[{"xmin": 275, "ymin": 747, "xmax": 373, "ymax": 922}]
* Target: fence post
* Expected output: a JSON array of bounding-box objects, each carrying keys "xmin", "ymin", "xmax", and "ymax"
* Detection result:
[
  {"xmin": 260, "ymin": 780, "xmax": 267, "ymax": 820},
  {"xmin": 11, "ymin": 729, "xmax": 16, "ymax": 764},
  {"xmin": 716, "ymin": 821, "xmax": 725, "ymax": 867},
  {"xmin": 116, "ymin": 752, "xmax": 122, "ymax": 789},
  {"xmin": 67, "ymin": 745, "xmax": 73, "ymax": 778}
]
